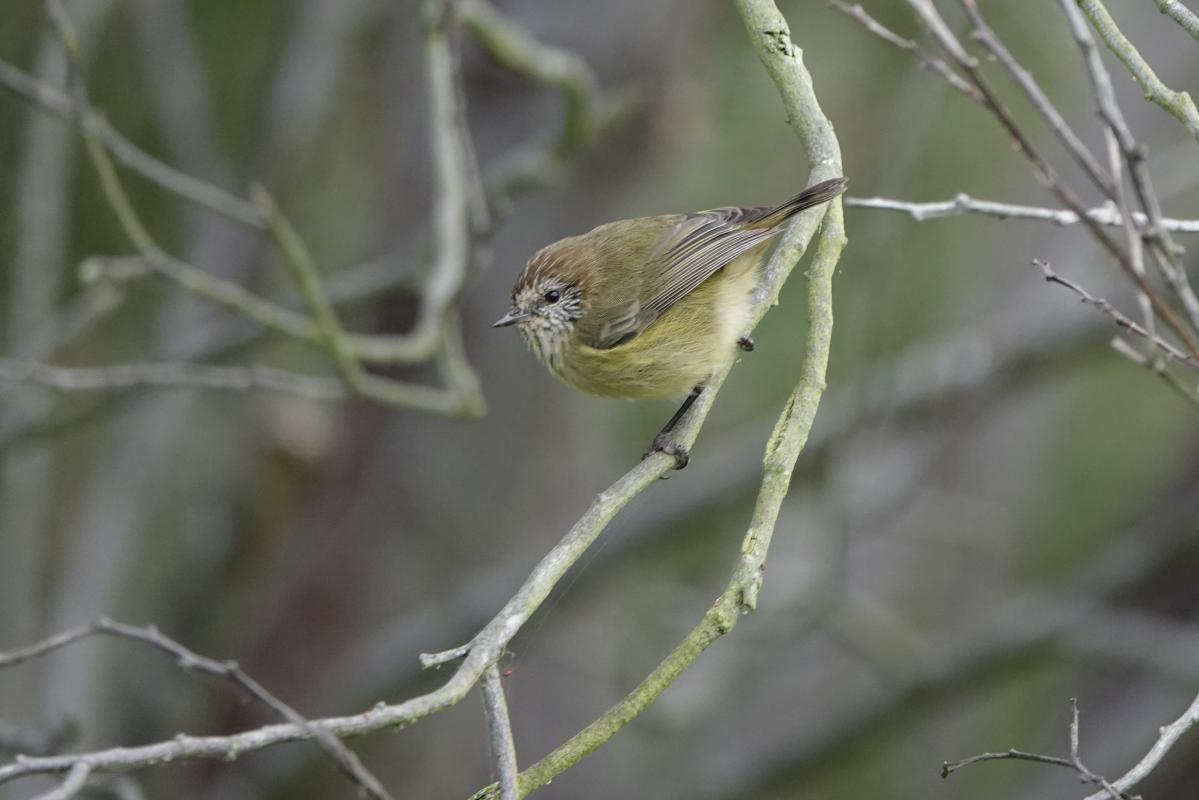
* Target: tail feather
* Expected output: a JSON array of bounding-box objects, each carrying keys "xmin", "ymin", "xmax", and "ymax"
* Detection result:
[{"xmin": 748, "ymin": 177, "xmax": 847, "ymax": 229}]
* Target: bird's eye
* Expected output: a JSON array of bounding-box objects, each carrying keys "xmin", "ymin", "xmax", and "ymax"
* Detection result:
[{"xmin": 543, "ymin": 289, "xmax": 561, "ymax": 304}]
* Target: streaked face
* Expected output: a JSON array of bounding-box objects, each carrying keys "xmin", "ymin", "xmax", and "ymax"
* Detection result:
[{"xmin": 494, "ymin": 277, "xmax": 583, "ymax": 371}]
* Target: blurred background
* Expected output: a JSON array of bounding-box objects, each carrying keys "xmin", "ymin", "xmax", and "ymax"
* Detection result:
[{"xmin": 1, "ymin": 1, "xmax": 1197, "ymax": 798}]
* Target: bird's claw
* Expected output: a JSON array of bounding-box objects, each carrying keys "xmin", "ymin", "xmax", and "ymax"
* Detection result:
[{"xmin": 643, "ymin": 434, "xmax": 689, "ymax": 470}]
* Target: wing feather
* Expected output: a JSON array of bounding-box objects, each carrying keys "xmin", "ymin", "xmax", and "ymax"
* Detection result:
[{"xmin": 580, "ymin": 178, "xmax": 846, "ymax": 349}]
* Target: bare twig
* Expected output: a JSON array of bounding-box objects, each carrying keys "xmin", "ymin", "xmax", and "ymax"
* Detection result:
[
  {"xmin": 0, "ymin": 455, "xmax": 682, "ymax": 786},
  {"xmin": 1083, "ymin": 690, "xmax": 1199, "ymax": 800},
  {"xmin": 1056, "ymin": 0, "xmax": 1199, "ymax": 338},
  {"xmin": 843, "ymin": 0, "xmax": 1199, "ymax": 343},
  {"xmin": 943, "ymin": 699, "xmax": 1130, "ymax": 800},
  {"xmin": 1, "ymin": 0, "xmax": 639, "ymax": 432},
  {"xmin": 1155, "ymin": 0, "xmax": 1199, "ymax": 41},
  {"xmin": 0, "ymin": 721, "xmax": 70, "ymax": 757},
  {"xmin": 0, "ymin": 57, "xmax": 262, "ymax": 226},
  {"xmin": 731, "ymin": 467, "xmax": 1199, "ymax": 798},
  {"xmin": 31, "ymin": 761, "xmax": 92, "ymax": 800},
  {"xmin": 890, "ymin": 0, "xmax": 1199, "ymax": 358},
  {"xmin": 458, "ymin": 0, "xmax": 643, "ymax": 211},
  {"xmin": 1069, "ymin": 699, "xmax": 1129, "ymax": 800},
  {"xmin": 0, "ymin": 619, "xmax": 395, "ymax": 800},
  {"xmin": 1032, "ymin": 260, "xmax": 1199, "ymax": 372},
  {"xmin": 481, "ymin": 666, "xmax": 519, "ymax": 800},
  {"xmin": 254, "ymin": 185, "xmax": 484, "ymax": 417},
  {"xmin": 1077, "ymin": 0, "xmax": 1199, "ymax": 141},
  {"xmin": 0, "ymin": 358, "xmax": 348, "ymax": 400},
  {"xmin": 1110, "ymin": 338, "xmax": 1199, "ymax": 413},
  {"xmin": 960, "ymin": 0, "xmax": 1115, "ymax": 197},
  {"xmin": 845, "ymin": 194, "xmax": 1199, "ymax": 232},
  {"xmin": 1098, "ymin": 123, "xmax": 1155, "ymax": 339},
  {"xmin": 942, "ymin": 749, "xmax": 1075, "ymax": 778},
  {"xmin": 35, "ymin": 0, "xmax": 488, "ymax": 418},
  {"xmin": 827, "ymin": 1, "xmax": 982, "ymax": 103}
]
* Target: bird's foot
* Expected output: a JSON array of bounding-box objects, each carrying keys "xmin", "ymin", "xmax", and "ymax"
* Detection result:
[
  {"xmin": 643, "ymin": 433, "xmax": 690, "ymax": 470},
  {"xmin": 737, "ymin": 335, "xmax": 755, "ymax": 352}
]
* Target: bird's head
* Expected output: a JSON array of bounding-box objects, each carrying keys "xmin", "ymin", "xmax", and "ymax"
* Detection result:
[{"xmin": 493, "ymin": 247, "xmax": 585, "ymax": 367}]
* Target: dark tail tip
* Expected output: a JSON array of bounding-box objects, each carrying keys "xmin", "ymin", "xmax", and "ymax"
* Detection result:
[
  {"xmin": 756, "ymin": 176, "xmax": 848, "ymax": 228},
  {"xmin": 794, "ymin": 176, "xmax": 848, "ymax": 207}
]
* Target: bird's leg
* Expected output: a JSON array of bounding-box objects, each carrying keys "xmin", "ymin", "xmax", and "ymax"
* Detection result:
[
  {"xmin": 643, "ymin": 385, "xmax": 702, "ymax": 470},
  {"xmin": 737, "ymin": 335, "xmax": 755, "ymax": 352}
]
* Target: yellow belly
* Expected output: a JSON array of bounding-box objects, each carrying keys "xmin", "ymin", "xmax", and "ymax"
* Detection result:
[{"xmin": 554, "ymin": 252, "xmax": 760, "ymax": 399}]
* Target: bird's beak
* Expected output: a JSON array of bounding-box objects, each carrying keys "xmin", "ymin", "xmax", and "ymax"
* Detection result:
[{"xmin": 492, "ymin": 308, "xmax": 531, "ymax": 328}]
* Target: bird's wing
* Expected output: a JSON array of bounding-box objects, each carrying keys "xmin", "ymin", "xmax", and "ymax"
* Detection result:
[
  {"xmin": 577, "ymin": 207, "xmax": 774, "ymax": 350},
  {"xmin": 580, "ymin": 179, "xmax": 847, "ymax": 350},
  {"xmin": 639, "ymin": 205, "xmax": 776, "ymax": 319}
]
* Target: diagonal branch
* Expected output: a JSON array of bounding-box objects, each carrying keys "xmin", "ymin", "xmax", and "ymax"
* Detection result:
[
  {"xmin": 1031, "ymin": 260, "xmax": 1199, "ymax": 374},
  {"xmin": 828, "ymin": 0, "xmax": 982, "ymax": 102},
  {"xmin": 1083, "ymin": 690, "xmax": 1199, "ymax": 800},
  {"xmin": 960, "ymin": 0, "xmax": 1115, "ymax": 198},
  {"xmin": 892, "ymin": 0, "xmax": 1199, "ymax": 358},
  {"xmin": 1077, "ymin": 0, "xmax": 1199, "ymax": 142},
  {"xmin": 1055, "ymin": 0, "xmax": 1199, "ymax": 337},
  {"xmin": 1155, "ymin": 0, "xmax": 1199, "ymax": 42}
]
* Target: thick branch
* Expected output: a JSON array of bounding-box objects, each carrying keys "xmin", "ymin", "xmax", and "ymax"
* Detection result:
[
  {"xmin": 472, "ymin": 1, "xmax": 846, "ymax": 795},
  {"xmin": 1155, "ymin": 0, "xmax": 1199, "ymax": 41}
]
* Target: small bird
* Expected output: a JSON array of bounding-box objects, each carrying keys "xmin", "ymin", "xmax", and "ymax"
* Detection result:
[{"xmin": 494, "ymin": 177, "xmax": 846, "ymax": 468}]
